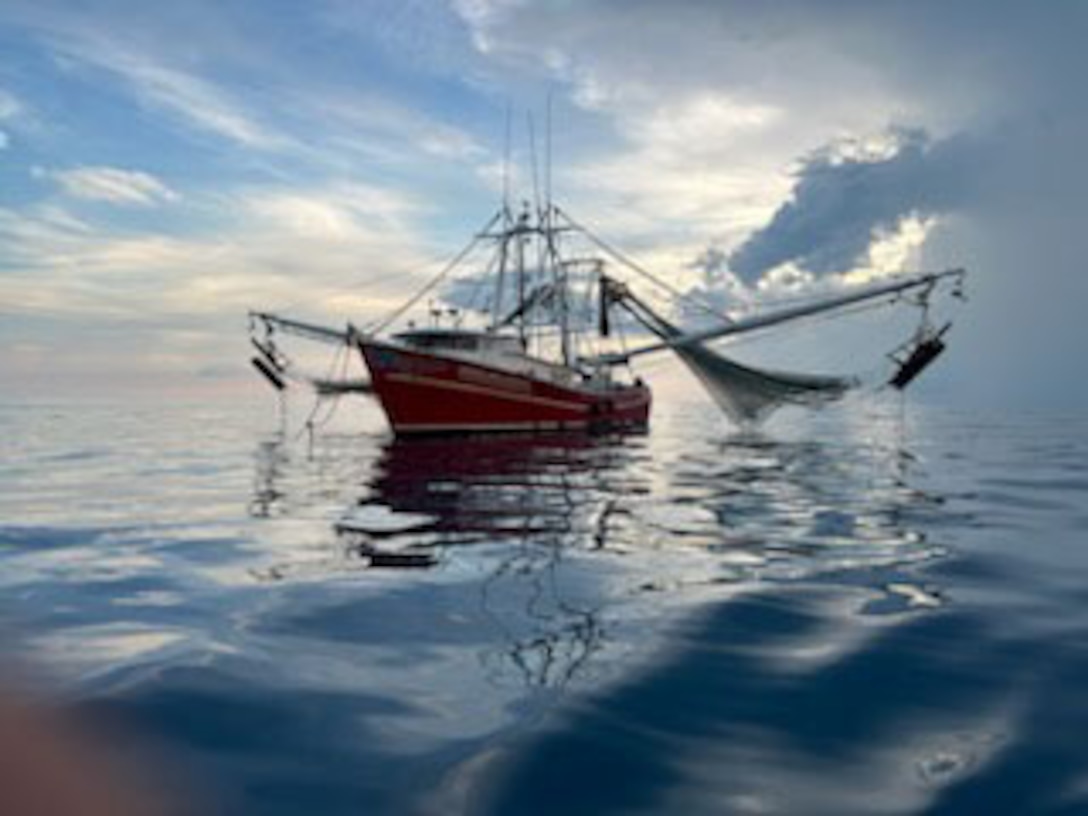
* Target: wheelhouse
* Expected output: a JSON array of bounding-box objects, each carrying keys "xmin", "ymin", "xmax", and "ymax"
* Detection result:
[{"xmin": 392, "ymin": 329, "xmax": 523, "ymax": 356}]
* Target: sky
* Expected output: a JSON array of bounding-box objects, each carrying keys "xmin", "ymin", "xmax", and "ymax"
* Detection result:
[{"xmin": 1, "ymin": 0, "xmax": 1085, "ymax": 409}]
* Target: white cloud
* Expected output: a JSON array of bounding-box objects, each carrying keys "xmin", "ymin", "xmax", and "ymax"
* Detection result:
[
  {"xmin": 0, "ymin": 1, "xmax": 1082, "ymax": 405},
  {"xmin": 446, "ymin": 3, "xmax": 912, "ymax": 294},
  {"xmin": 0, "ymin": 178, "xmax": 437, "ymax": 330},
  {"xmin": 234, "ymin": 183, "xmax": 428, "ymax": 265},
  {"xmin": 3, "ymin": 4, "xmax": 485, "ymax": 167},
  {"xmin": 451, "ymin": 0, "xmax": 526, "ymax": 53},
  {"xmin": 0, "ymin": 88, "xmax": 23, "ymax": 148},
  {"xmin": 451, "ymin": 2, "xmax": 976, "ymax": 235},
  {"xmin": 0, "ymin": 88, "xmax": 20, "ymax": 120},
  {"xmin": 0, "ymin": 4, "xmax": 491, "ymax": 188},
  {"xmin": 65, "ymin": 40, "xmax": 288, "ymax": 150},
  {"xmin": 561, "ymin": 94, "xmax": 790, "ymax": 236},
  {"xmin": 48, "ymin": 166, "xmax": 179, "ymax": 206},
  {"xmin": 283, "ymin": 87, "xmax": 485, "ymax": 166},
  {"xmin": 317, "ymin": 0, "xmax": 482, "ymax": 79},
  {"xmin": 2, "ymin": 6, "xmax": 289, "ymax": 151}
]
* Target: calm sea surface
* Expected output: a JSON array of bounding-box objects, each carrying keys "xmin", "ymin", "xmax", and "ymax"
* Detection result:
[{"xmin": 1, "ymin": 392, "xmax": 1086, "ymax": 815}]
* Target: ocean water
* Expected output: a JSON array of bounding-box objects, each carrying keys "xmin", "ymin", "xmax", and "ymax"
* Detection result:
[{"xmin": 1, "ymin": 392, "xmax": 1086, "ymax": 815}]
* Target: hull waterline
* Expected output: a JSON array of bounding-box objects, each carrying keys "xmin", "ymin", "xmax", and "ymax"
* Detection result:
[{"xmin": 359, "ymin": 339, "xmax": 651, "ymax": 435}]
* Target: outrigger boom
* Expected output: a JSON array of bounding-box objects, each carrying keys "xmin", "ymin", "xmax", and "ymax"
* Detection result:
[
  {"xmin": 588, "ymin": 268, "xmax": 966, "ymax": 366},
  {"xmin": 248, "ymin": 311, "xmax": 352, "ymax": 345}
]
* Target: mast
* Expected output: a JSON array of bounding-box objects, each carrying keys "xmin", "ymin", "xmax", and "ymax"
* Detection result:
[
  {"xmin": 491, "ymin": 204, "xmax": 512, "ymax": 330},
  {"xmin": 556, "ymin": 214, "xmax": 571, "ymax": 367},
  {"xmin": 516, "ymin": 204, "xmax": 529, "ymax": 346},
  {"xmin": 489, "ymin": 104, "xmax": 513, "ymax": 328},
  {"xmin": 541, "ymin": 95, "xmax": 573, "ymax": 367},
  {"xmin": 491, "ymin": 105, "xmax": 514, "ymax": 330},
  {"xmin": 549, "ymin": 101, "xmax": 573, "ymax": 367},
  {"xmin": 487, "ymin": 103, "xmax": 573, "ymax": 364}
]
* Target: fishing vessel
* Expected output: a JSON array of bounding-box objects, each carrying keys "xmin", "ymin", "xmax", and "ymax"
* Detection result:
[
  {"xmin": 350, "ymin": 205, "xmax": 652, "ymax": 433},
  {"xmin": 249, "ymin": 181, "xmax": 966, "ymax": 436}
]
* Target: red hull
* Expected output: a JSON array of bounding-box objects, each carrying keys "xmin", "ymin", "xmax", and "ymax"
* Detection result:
[{"xmin": 359, "ymin": 340, "xmax": 651, "ymax": 435}]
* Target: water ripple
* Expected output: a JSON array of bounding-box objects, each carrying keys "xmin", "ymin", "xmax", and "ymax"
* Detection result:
[{"xmin": 1, "ymin": 398, "xmax": 1085, "ymax": 814}]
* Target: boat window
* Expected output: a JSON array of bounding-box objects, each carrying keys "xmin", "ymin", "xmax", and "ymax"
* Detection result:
[{"xmin": 400, "ymin": 333, "xmax": 479, "ymax": 351}]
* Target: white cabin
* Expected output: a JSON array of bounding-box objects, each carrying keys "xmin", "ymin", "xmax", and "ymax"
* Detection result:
[{"xmin": 392, "ymin": 328, "xmax": 590, "ymax": 387}]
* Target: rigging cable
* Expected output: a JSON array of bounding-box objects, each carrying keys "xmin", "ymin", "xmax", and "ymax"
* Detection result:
[
  {"xmin": 555, "ymin": 206, "xmax": 736, "ymax": 326},
  {"xmin": 365, "ymin": 211, "xmax": 502, "ymax": 335},
  {"xmin": 459, "ymin": 248, "xmax": 503, "ymax": 316},
  {"xmin": 295, "ymin": 341, "xmax": 351, "ymax": 442}
]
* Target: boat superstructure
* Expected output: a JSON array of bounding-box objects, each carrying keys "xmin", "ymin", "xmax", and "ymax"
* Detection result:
[{"xmin": 351, "ymin": 200, "xmax": 653, "ymax": 434}]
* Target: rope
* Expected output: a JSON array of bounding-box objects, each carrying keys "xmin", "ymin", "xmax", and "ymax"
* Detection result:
[
  {"xmin": 294, "ymin": 343, "xmax": 350, "ymax": 441},
  {"xmin": 464, "ymin": 250, "xmax": 503, "ymax": 316}
]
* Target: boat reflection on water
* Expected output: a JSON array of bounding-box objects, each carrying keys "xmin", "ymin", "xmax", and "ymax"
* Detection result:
[
  {"xmin": 336, "ymin": 430, "xmax": 649, "ymax": 689},
  {"xmin": 345, "ymin": 432, "xmax": 640, "ymax": 540},
  {"xmin": 247, "ymin": 403, "xmax": 953, "ymax": 695},
  {"xmin": 232, "ymin": 404, "xmax": 1023, "ymax": 814}
]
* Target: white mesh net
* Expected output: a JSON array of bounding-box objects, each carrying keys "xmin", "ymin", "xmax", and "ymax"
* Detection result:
[{"xmin": 670, "ymin": 341, "xmax": 854, "ymax": 425}]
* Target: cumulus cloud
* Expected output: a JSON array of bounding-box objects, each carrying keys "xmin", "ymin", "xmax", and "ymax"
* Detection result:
[
  {"xmin": 452, "ymin": 0, "xmax": 1088, "ymax": 407},
  {"xmin": 448, "ymin": 0, "xmax": 947, "ymax": 285},
  {"xmin": 45, "ymin": 166, "xmax": 179, "ymax": 206},
  {"xmin": 727, "ymin": 128, "xmax": 978, "ymax": 283}
]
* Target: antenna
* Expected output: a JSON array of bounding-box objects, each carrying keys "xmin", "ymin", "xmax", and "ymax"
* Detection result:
[
  {"xmin": 545, "ymin": 90, "xmax": 553, "ymax": 215},
  {"xmin": 491, "ymin": 101, "xmax": 514, "ymax": 331},
  {"xmin": 526, "ymin": 111, "xmax": 542, "ymax": 217},
  {"xmin": 502, "ymin": 100, "xmax": 512, "ymax": 216},
  {"xmin": 526, "ymin": 111, "xmax": 545, "ymax": 353}
]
